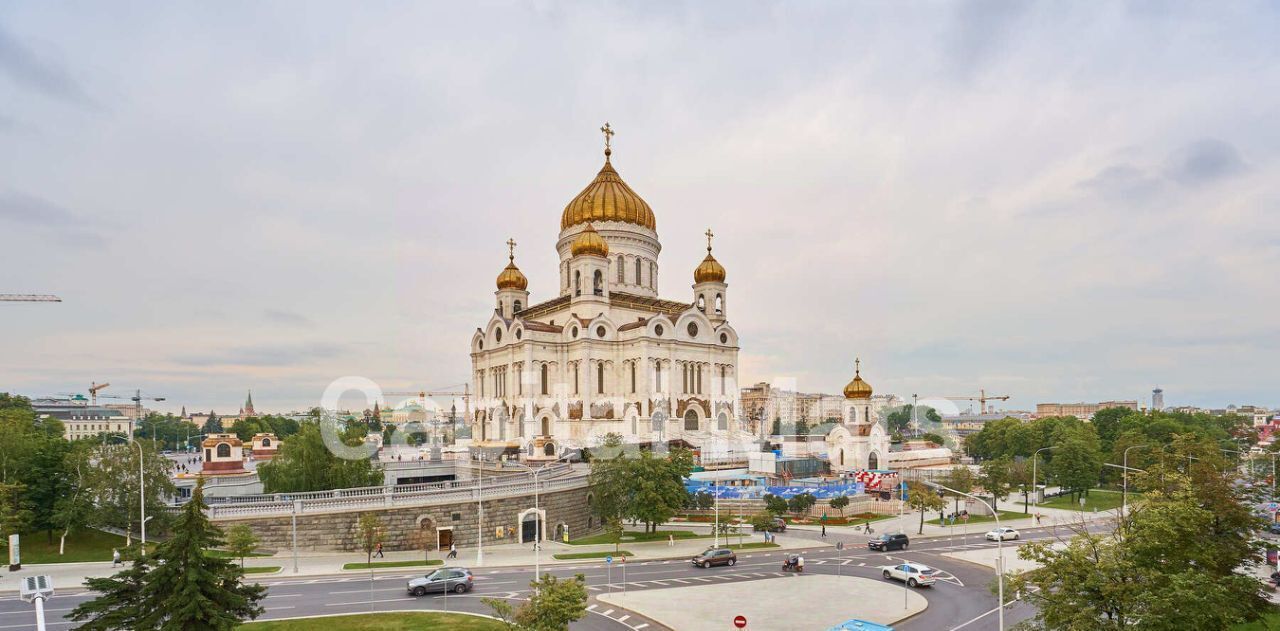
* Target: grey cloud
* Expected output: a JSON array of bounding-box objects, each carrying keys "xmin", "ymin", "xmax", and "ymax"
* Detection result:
[
  {"xmin": 1165, "ymin": 138, "xmax": 1247, "ymax": 186},
  {"xmin": 0, "ymin": 26, "xmax": 94, "ymax": 106},
  {"xmin": 263, "ymin": 309, "xmax": 314, "ymax": 326},
  {"xmin": 172, "ymin": 342, "xmax": 348, "ymax": 367},
  {"xmin": 0, "ymin": 190, "xmax": 106, "ymax": 246},
  {"xmin": 1076, "ymin": 164, "xmax": 1164, "ymax": 202}
]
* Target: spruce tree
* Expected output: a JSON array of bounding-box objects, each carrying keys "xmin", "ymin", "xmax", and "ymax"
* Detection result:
[
  {"xmin": 68, "ymin": 554, "xmax": 152, "ymax": 631},
  {"xmin": 137, "ymin": 480, "xmax": 265, "ymax": 630}
]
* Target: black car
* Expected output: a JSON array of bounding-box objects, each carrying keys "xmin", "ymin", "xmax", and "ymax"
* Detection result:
[
  {"xmin": 691, "ymin": 548, "xmax": 738, "ymax": 568},
  {"xmin": 868, "ymin": 533, "xmax": 909, "ymax": 551}
]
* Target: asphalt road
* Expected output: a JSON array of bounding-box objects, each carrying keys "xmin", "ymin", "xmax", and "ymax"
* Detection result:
[{"xmin": 0, "ymin": 523, "xmax": 1080, "ymax": 630}]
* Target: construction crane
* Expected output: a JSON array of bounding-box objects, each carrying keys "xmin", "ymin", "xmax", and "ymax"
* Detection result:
[
  {"xmin": 98, "ymin": 389, "xmax": 167, "ymax": 446},
  {"xmin": 0, "ymin": 294, "xmax": 62, "ymax": 302},
  {"xmin": 942, "ymin": 389, "xmax": 1011, "ymax": 415},
  {"xmin": 89, "ymin": 382, "xmax": 111, "ymax": 405}
]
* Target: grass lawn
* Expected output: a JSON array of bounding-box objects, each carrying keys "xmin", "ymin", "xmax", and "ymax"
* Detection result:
[
  {"xmin": 567, "ymin": 530, "xmax": 710, "ymax": 545},
  {"xmin": 342, "ymin": 559, "xmax": 444, "ymax": 570},
  {"xmin": 927, "ymin": 510, "xmax": 1028, "ymax": 527},
  {"xmin": 1038, "ymin": 489, "xmax": 1135, "ymax": 512},
  {"xmin": 1231, "ymin": 609, "xmax": 1280, "ymax": 630},
  {"xmin": 242, "ymin": 566, "xmax": 282, "ymax": 574},
  {"xmin": 7, "ymin": 529, "xmax": 155, "ymax": 564},
  {"xmin": 551, "ymin": 550, "xmax": 634, "ymax": 560},
  {"xmin": 725, "ymin": 542, "xmax": 779, "ymax": 550},
  {"xmin": 239, "ymin": 612, "xmax": 505, "ymax": 630}
]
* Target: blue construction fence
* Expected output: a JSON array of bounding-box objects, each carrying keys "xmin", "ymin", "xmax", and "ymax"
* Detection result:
[{"xmin": 684, "ymin": 479, "xmax": 909, "ymax": 501}]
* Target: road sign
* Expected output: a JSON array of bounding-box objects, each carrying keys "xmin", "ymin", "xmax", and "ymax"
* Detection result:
[
  {"xmin": 605, "ymin": 556, "xmax": 613, "ymax": 564},
  {"xmin": 836, "ymin": 541, "xmax": 845, "ymax": 551},
  {"xmin": 734, "ymin": 615, "xmax": 748, "ymax": 628}
]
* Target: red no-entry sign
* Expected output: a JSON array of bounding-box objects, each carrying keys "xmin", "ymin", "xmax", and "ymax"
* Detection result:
[{"xmin": 734, "ymin": 615, "xmax": 747, "ymax": 628}]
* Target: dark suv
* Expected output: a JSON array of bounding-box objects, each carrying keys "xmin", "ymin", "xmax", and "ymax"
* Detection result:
[
  {"xmin": 868, "ymin": 533, "xmax": 909, "ymax": 551},
  {"xmin": 754, "ymin": 517, "xmax": 787, "ymax": 532},
  {"xmin": 691, "ymin": 548, "xmax": 738, "ymax": 568}
]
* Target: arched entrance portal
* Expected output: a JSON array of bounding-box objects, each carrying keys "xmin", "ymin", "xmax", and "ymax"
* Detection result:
[
  {"xmin": 684, "ymin": 409, "xmax": 699, "ymax": 431},
  {"xmin": 868, "ymin": 451, "xmax": 880, "ymax": 470},
  {"xmin": 519, "ymin": 508, "xmax": 545, "ymax": 544}
]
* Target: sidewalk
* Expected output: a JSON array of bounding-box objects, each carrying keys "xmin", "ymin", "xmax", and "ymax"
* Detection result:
[{"xmin": 0, "ymin": 528, "xmax": 820, "ymax": 593}]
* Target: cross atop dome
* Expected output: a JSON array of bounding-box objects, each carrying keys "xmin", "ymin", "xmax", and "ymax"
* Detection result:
[
  {"xmin": 705, "ymin": 228, "xmax": 715, "ymax": 252},
  {"xmin": 600, "ymin": 122, "xmax": 614, "ymax": 157},
  {"xmin": 506, "ymin": 238, "xmax": 517, "ymax": 262}
]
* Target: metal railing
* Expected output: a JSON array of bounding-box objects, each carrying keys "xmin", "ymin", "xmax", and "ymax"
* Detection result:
[{"xmin": 206, "ymin": 463, "xmax": 581, "ymax": 519}]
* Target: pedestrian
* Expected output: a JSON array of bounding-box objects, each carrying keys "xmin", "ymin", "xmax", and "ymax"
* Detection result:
[
  {"xmin": 1035, "ymin": 513, "xmax": 1042, "ymax": 526},
  {"xmin": 447, "ymin": 543, "xmax": 457, "ymax": 559},
  {"xmin": 668, "ymin": 534, "xmax": 674, "ymax": 547},
  {"xmin": 821, "ymin": 524, "xmax": 826, "ymax": 537},
  {"xmin": 112, "ymin": 548, "xmax": 121, "ymax": 567},
  {"xmin": 374, "ymin": 542, "xmax": 384, "ymax": 558},
  {"xmin": 797, "ymin": 555, "xmax": 805, "ymax": 573}
]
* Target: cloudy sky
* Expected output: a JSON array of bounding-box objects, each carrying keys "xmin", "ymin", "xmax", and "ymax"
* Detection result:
[{"xmin": 2, "ymin": 2, "xmax": 1277, "ymax": 414}]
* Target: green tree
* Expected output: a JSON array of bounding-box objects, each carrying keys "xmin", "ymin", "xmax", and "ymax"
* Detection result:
[
  {"xmin": 69, "ymin": 555, "xmax": 153, "ymax": 631},
  {"xmin": 0, "ymin": 482, "xmax": 34, "ymax": 546},
  {"xmin": 86, "ymin": 442, "xmax": 175, "ymax": 546},
  {"xmin": 942, "ymin": 466, "xmax": 977, "ymax": 516},
  {"xmin": 53, "ymin": 443, "xmax": 95, "ymax": 555},
  {"xmin": 257, "ymin": 423, "xmax": 381, "ymax": 493},
  {"xmin": 224, "ymin": 525, "xmax": 259, "ymax": 569},
  {"xmin": 485, "ymin": 573, "xmax": 589, "ymax": 631},
  {"xmin": 203, "ymin": 413, "xmax": 223, "ymax": 434},
  {"xmin": 829, "ymin": 495, "xmax": 850, "ymax": 517},
  {"xmin": 920, "ymin": 432, "xmax": 947, "ymax": 447},
  {"xmin": 1051, "ymin": 433, "xmax": 1103, "ymax": 505},
  {"xmin": 787, "ymin": 492, "xmax": 816, "ymax": 517},
  {"xmin": 905, "ymin": 481, "xmax": 945, "ymax": 534},
  {"xmin": 978, "ymin": 456, "xmax": 1013, "ymax": 512},
  {"xmin": 1008, "ymin": 459, "xmax": 1034, "ymax": 513},
  {"xmin": 763, "ymin": 493, "xmax": 789, "ymax": 517},
  {"xmin": 356, "ymin": 512, "xmax": 385, "ymax": 568},
  {"xmin": 692, "ymin": 491, "xmax": 713, "ymax": 510}
]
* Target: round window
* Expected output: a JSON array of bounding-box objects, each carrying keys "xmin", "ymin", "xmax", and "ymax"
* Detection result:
[
  {"xmin": 515, "ymin": 329, "xmax": 522, "ymax": 340},
  {"xmin": 720, "ymin": 333, "xmax": 728, "ymax": 344},
  {"xmin": 654, "ymin": 324, "xmax": 664, "ymax": 337},
  {"xmin": 687, "ymin": 323, "xmax": 699, "ymax": 337},
  {"xmin": 495, "ymin": 329, "xmax": 502, "ymax": 343},
  {"xmin": 597, "ymin": 326, "xmax": 606, "ymax": 338},
  {"xmin": 571, "ymin": 327, "xmax": 579, "ymax": 338}
]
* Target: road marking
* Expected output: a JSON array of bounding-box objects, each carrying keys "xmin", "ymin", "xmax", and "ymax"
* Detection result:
[
  {"xmin": 587, "ymin": 586, "xmax": 602, "ymax": 591},
  {"xmin": 671, "ymin": 578, "xmax": 691, "ymax": 584},
  {"xmin": 649, "ymin": 580, "xmax": 670, "ymax": 585},
  {"xmin": 690, "ymin": 577, "xmax": 712, "ymax": 582},
  {"xmin": 858, "ymin": 563, "xmax": 866, "ymax": 566},
  {"xmin": 618, "ymin": 615, "xmax": 630, "ymax": 622},
  {"xmin": 634, "ymin": 624, "xmax": 648, "ymax": 629},
  {"xmin": 587, "ymin": 604, "xmax": 598, "ymax": 611},
  {"xmin": 601, "ymin": 608, "xmax": 615, "ymax": 615},
  {"xmin": 840, "ymin": 560, "xmax": 851, "ymax": 565},
  {"xmin": 324, "ymin": 597, "xmax": 415, "ymax": 606}
]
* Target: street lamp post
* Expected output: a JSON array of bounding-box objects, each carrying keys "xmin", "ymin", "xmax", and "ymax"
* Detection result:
[
  {"xmin": 509, "ymin": 454, "xmax": 572, "ymax": 587},
  {"xmin": 475, "ymin": 451, "xmax": 484, "ymax": 566},
  {"xmin": 1122, "ymin": 444, "xmax": 1153, "ymax": 519},
  {"xmin": 1031, "ymin": 446, "xmax": 1056, "ymax": 507},
  {"xmin": 108, "ymin": 436, "xmax": 147, "ymax": 550},
  {"xmin": 926, "ymin": 481, "xmax": 1005, "ymax": 631}
]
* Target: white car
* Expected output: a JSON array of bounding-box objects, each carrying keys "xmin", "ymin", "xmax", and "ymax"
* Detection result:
[
  {"xmin": 985, "ymin": 527, "xmax": 1020, "ymax": 541},
  {"xmin": 880, "ymin": 562, "xmax": 937, "ymax": 587}
]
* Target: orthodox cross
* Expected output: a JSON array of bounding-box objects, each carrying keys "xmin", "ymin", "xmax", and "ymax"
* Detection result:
[
  {"xmin": 506, "ymin": 238, "xmax": 517, "ymax": 261},
  {"xmin": 855, "ymin": 357, "xmax": 861, "ymax": 375},
  {"xmin": 705, "ymin": 228, "xmax": 715, "ymax": 252},
  {"xmin": 600, "ymin": 122, "xmax": 614, "ymax": 150}
]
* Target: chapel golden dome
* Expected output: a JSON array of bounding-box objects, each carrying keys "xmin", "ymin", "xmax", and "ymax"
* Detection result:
[
  {"xmin": 843, "ymin": 358, "xmax": 874, "ymax": 399},
  {"xmin": 495, "ymin": 238, "xmax": 528, "ymax": 290},
  {"xmin": 560, "ymin": 127, "xmax": 656, "ymax": 232},
  {"xmin": 694, "ymin": 228, "xmax": 726, "ymax": 283},
  {"xmin": 570, "ymin": 224, "xmax": 610, "ymax": 258}
]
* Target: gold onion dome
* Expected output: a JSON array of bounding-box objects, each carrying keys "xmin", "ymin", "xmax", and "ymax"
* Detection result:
[
  {"xmin": 843, "ymin": 358, "xmax": 873, "ymax": 399},
  {"xmin": 570, "ymin": 224, "xmax": 610, "ymax": 258},
  {"xmin": 694, "ymin": 228, "xmax": 726, "ymax": 283},
  {"xmin": 496, "ymin": 238, "xmax": 528, "ymax": 290},
  {"xmin": 560, "ymin": 148, "xmax": 656, "ymax": 231}
]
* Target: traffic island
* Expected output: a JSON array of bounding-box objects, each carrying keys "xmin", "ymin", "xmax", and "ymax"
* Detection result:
[{"xmin": 597, "ymin": 574, "xmax": 927, "ymax": 631}]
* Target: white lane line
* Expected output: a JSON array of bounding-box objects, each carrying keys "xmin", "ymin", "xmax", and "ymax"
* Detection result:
[
  {"xmin": 587, "ymin": 604, "xmax": 598, "ymax": 611},
  {"xmin": 618, "ymin": 615, "xmax": 630, "ymax": 622},
  {"xmin": 634, "ymin": 625, "xmax": 648, "ymax": 630},
  {"xmin": 840, "ymin": 560, "xmax": 851, "ymax": 565},
  {"xmin": 324, "ymin": 597, "xmax": 415, "ymax": 606},
  {"xmin": 858, "ymin": 562, "xmax": 866, "ymax": 566},
  {"xmin": 649, "ymin": 580, "xmax": 670, "ymax": 586},
  {"xmin": 671, "ymin": 578, "xmax": 691, "ymax": 584},
  {"xmin": 327, "ymin": 587, "xmax": 406, "ymax": 595},
  {"xmin": 587, "ymin": 586, "xmax": 602, "ymax": 591},
  {"xmin": 601, "ymin": 608, "xmax": 615, "ymax": 615},
  {"xmin": 690, "ymin": 577, "xmax": 712, "ymax": 582}
]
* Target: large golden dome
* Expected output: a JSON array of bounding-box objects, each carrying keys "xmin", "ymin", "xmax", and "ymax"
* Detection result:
[
  {"xmin": 570, "ymin": 224, "xmax": 610, "ymax": 258},
  {"xmin": 561, "ymin": 149, "xmax": 656, "ymax": 231},
  {"xmin": 843, "ymin": 358, "xmax": 873, "ymax": 399},
  {"xmin": 694, "ymin": 252, "xmax": 726, "ymax": 283}
]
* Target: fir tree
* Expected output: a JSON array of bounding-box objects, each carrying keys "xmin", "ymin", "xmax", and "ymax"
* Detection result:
[
  {"xmin": 68, "ymin": 554, "xmax": 153, "ymax": 631},
  {"xmin": 137, "ymin": 480, "xmax": 265, "ymax": 630}
]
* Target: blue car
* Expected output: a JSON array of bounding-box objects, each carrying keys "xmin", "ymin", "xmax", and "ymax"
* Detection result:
[{"xmin": 828, "ymin": 620, "xmax": 894, "ymax": 631}]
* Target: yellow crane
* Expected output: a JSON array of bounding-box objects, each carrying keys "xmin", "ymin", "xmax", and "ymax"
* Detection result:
[
  {"xmin": 943, "ymin": 389, "xmax": 1011, "ymax": 415},
  {"xmin": 89, "ymin": 382, "xmax": 111, "ymax": 405}
]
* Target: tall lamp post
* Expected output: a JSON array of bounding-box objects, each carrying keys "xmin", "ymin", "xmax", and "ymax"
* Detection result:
[
  {"xmin": 926, "ymin": 481, "xmax": 1005, "ymax": 631},
  {"xmin": 1122, "ymin": 444, "xmax": 1153, "ymax": 519},
  {"xmin": 1031, "ymin": 446, "xmax": 1056, "ymax": 507},
  {"xmin": 509, "ymin": 453, "xmax": 573, "ymax": 583}
]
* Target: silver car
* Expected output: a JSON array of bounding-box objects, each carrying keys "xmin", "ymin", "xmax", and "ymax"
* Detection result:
[{"xmin": 407, "ymin": 568, "xmax": 473, "ymax": 596}]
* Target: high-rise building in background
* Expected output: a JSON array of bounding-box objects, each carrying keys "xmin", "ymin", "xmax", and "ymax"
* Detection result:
[{"xmin": 1152, "ymin": 387, "xmax": 1164, "ymax": 411}]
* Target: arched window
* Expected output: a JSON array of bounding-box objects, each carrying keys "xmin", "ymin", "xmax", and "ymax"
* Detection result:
[
  {"xmin": 655, "ymin": 363, "xmax": 663, "ymax": 390},
  {"xmin": 495, "ymin": 329, "xmax": 502, "ymax": 343},
  {"xmin": 216, "ymin": 443, "xmax": 231, "ymax": 458},
  {"xmin": 540, "ymin": 364, "xmax": 549, "ymax": 395},
  {"xmin": 630, "ymin": 362, "xmax": 636, "ymax": 393},
  {"xmin": 262, "ymin": 437, "xmax": 271, "ymax": 447},
  {"xmin": 514, "ymin": 300, "xmax": 522, "ymax": 312},
  {"xmin": 684, "ymin": 409, "xmax": 699, "ymax": 431},
  {"xmin": 635, "ymin": 258, "xmax": 642, "ymax": 284},
  {"xmin": 574, "ymin": 270, "xmax": 581, "ymax": 296},
  {"xmin": 597, "ymin": 362, "xmax": 605, "ymax": 394},
  {"xmin": 715, "ymin": 294, "xmax": 723, "ymax": 314},
  {"xmin": 617, "ymin": 255, "xmax": 625, "ymax": 283},
  {"xmin": 696, "ymin": 295, "xmax": 706, "ymax": 312},
  {"xmin": 573, "ymin": 363, "xmax": 579, "ymax": 395},
  {"xmin": 650, "ymin": 261, "xmax": 657, "ymax": 288},
  {"xmin": 593, "ymin": 270, "xmax": 603, "ymax": 295}
]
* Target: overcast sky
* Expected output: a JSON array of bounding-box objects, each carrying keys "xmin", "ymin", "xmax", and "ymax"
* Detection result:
[{"xmin": 2, "ymin": 2, "xmax": 1277, "ymax": 414}]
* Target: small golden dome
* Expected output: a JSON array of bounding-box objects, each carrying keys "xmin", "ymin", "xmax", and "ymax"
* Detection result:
[
  {"xmin": 496, "ymin": 237, "xmax": 528, "ymax": 290},
  {"xmin": 561, "ymin": 150, "xmax": 656, "ymax": 232},
  {"xmin": 496, "ymin": 260, "xmax": 527, "ymax": 291},
  {"xmin": 843, "ymin": 358, "xmax": 873, "ymax": 399},
  {"xmin": 570, "ymin": 224, "xmax": 610, "ymax": 258},
  {"xmin": 694, "ymin": 253, "xmax": 726, "ymax": 283}
]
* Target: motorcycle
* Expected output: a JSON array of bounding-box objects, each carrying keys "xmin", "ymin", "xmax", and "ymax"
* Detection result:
[{"xmin": 782, "ymin": 554, "xmax": 804, "ymax": 573}]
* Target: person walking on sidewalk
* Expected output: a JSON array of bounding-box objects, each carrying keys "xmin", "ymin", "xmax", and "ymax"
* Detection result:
[
  {"xmin": 668, "ymin": 534, "xmax": 674, "ymax": 547},
  {"xmin": 374, "ymin": 542, "xmax": 384, "ymax": 558},
  {"xmin": 112, "ymin": 548, "xmax": 121, "ymax": 567},
  {"xmin": 821, "ymin": 524, "xmax": 826, "ymax": 537},
  {"xmin": 447, "ymin": 543, "xmax": 457, "ymax": 560}
]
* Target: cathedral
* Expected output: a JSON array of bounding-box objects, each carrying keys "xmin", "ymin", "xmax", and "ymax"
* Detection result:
[{"xmin": 471, "ymin": 126, "xmax": 744, "ymax": 457}]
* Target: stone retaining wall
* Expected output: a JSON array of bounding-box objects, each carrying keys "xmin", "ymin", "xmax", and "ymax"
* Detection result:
[{"xmin": 212, "ymin": 484, "xmax": 596, "ymax": 552}]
